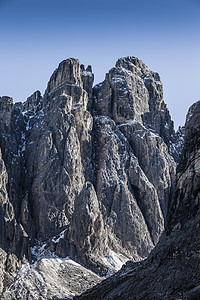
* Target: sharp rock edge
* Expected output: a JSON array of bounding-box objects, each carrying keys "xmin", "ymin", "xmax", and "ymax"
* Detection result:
[{"xmin": 0, "ymin": 57, "xmax": 191, "ymax": 299}]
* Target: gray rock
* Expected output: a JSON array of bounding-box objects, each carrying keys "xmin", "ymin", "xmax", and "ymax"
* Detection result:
[
  {"xmin": 76, "ymin": 100, "xmax": 200, "ymax": 300},
  {"xmin": 23, "ymin": 57, "xmax": 172, "ymax": 271},
  {"xmin": 169, "ymin": 125, "xmax": 185, "ymax": 163},
  {"xmin": 0, "ymin": 96, "xmax": 13, "ymax": 127},
  {"xmin": 94, "ymin": 56, "xmax": 175, "ymax": 148},
  {"xmin": 22, "ymin": 90, "xmax": 42, "ymax": 112},
  {"xmin": 118, "ymin": 120, "xmax": 176, "ymax": 221},
  {"xmin": 1, "ymin": 256, "xmax": 102, "ymax": 299},
  {"xmin": 0, "ymin": 96, "xmax": 31, "ymax": 293},
  {"xmin": 94, "ymin": 116, "xmax": 163, "ymax": 254},
  {"xmin": 0, "ymin": 56, "xmax": 181, "ymax": 298}
]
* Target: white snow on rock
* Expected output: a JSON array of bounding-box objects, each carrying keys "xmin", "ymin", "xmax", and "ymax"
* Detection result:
[
  {"xmin": 51, "ymin": 228, "xmax": 67, "ymax": 243},
  {"xmin": 102, "ymin": 250, "xmax": 129, "ymax": 276},
  {"xmin": 2, "ymin": 242, "xmax": 101, "ymax": 300},
  {"xmin": 81, "ymin": 70, "xmax": 93, "ymax": 77}
]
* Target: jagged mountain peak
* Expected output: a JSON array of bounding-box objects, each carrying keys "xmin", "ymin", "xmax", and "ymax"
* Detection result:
[
  {"xmin": 115, "ymin": 56, "xmax": 153, "ymax": 76},
  {"xmin": 77, "ymin": 99, "xmax": 200, "ymax": 300},
  {"xmin": 0, "ymin": 96, "xmax": 13, "ymax": 112},
  {"xmin": 0, "ymin": 96, "xmax": 13, "ymax": 126},
  {"xmin": 45, "ymin": 57, "xmax": 94, "ymax": 96},
  {"xmin": 43, "ymin": 57, "xmax": 94, "ymax": 111},
  {"xmin": 0, "ymin": 56, "xmax": 190, "ymax": 299},
  {"xmin": 94, "ymin": 56, "xmax": 176, "ymax": 154},
  {"xmin": 185, "ymin": 99, "xmax": 200, "ymax": 126}
]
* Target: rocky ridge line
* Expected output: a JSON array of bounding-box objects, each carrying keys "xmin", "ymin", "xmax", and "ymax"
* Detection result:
[
  {"xmin": 0, "ymin": 56, "xmax": 183, "ymax": 298},
  {"xmin": 77, "ymin": 100, "xmax": 200, "ymax": 300}
]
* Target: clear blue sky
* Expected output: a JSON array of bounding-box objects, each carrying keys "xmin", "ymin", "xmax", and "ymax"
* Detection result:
[{"xmin": 0, "ymin": 0, "xmax": 200, "ymax": 128}]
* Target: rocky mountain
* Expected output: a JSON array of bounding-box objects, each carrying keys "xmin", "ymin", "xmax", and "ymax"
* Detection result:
[
  {"xmin": 77, "ymin": 100, "xmax": 200, "ymax": 300},
  {"xmin": 0, "ymin": 56, "xmax": 187, "ymax": 298}
]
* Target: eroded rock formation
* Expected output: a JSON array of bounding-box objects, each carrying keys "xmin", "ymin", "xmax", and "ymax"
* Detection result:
[
  {"xmin": 77, "ymin": 100, "xmax": 200, "ymax": 300},
  {"xmin": 0, "ymin": 57, "xmax": 185, "ymax": 298}
]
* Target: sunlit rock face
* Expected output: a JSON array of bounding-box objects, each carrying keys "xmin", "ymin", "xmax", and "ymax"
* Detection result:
[
  {"xmin": 77, "ymin": 100, "xmax": 200, "ymax": 300},
  {"xmin": 94, "ymin": 57, "xmax": 175, "ymax": 146},
  {"xmin": 0, "ymin": 57, "xmax": 182, "ymax": 298}
]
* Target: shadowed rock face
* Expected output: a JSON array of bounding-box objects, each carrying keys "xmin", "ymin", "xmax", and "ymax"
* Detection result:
[
  {"xmin": 0, "ymin": 57, "xmax": 181, "ymax": 298},
  {"xmin": 77, "ymin": 101, "xmax": 200, "ymax": 300}
]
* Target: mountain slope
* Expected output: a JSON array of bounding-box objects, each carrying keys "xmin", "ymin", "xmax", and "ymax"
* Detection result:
[
  {"xmin": 77, "ymin": 100, "xmax": 200, "ymax": 300},
  {"xmin": 0, "ymin": 57, "xmax": 183, "ymax": 298}
]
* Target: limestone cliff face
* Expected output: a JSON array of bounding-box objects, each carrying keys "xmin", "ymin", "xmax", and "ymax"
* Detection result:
[
  {"xmin": 78, "ymin": 101, "xmax": 200, "ymax": 300},
  {"xmin": 0, "ymin": 97, "xmax": 31, "ymax": 292},
  {"xmin": 167, "ymin": 100, "xmax": 200, "ymax": 231},
  {"xmin": 94, "ymin": 57, "xmax": 175, "ymax": 147},
  {"xmin": 0, "ymin": 57, "xmax": 180, "ymax": 298}
]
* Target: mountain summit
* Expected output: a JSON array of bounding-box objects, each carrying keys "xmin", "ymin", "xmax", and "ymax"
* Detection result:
[
  {"xmin": 77, "ymin": 100, "xmax": 200, "ymax": 300},
  {"xmin": 0, "ymin": 57, "xmax": 196, "ymax": 299}
]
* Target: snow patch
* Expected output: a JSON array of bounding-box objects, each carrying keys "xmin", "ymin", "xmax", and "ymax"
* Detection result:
[
  {"xmin": 71, "ymin": 103, "xmax": 82, "ymax": 110},
  {"xmin": 118, "ymin": 120, "xmax": 137, "ymax": 127},
  {"xmin": 82, "ymin": 70, "xmax": 93, "ymax": 77},
  {"xmin": 102, "ymin": 250, "xmax": 128, "ymax": 275},
  {"xmin": 52, "ymin": 229, "xmax": 67, "ymax": 243},
  {"xmin": 61, "ymin": 92, "xmax": 68, "ymax": 98}
]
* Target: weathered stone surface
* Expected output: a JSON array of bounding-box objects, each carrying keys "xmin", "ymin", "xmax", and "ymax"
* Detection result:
[
  {"xmin": 18, "ymin": 59, "xmax": 94, "ymax": 244},
  {"xmin": 94, "ymin": 56, "xmax": 175, "ymax": 148},
  {"xmin": 77, "ymin": 101, "xmax": 200, "ymax": 300},
  {"xmin": 22, "ymin": 90, "xmax": 41, "ymax": 112},
  {"xmin": 94, "ymin": 116, "xmax": 163, "ymax": 253},
  {"xmin": 0, "ymin": 96, "xmax": 13, "ymax": 127},
  {"xmin": 22, "ymin": 57, "xmax": 175, "ymax": 274},
  {"xmin": 89, "ymin": 57, "xmax": 176, "ymax": 265},
  {"xmin": 45, "ymin": 58, "xmax": 84, "ymax": 93},
  {"xmin": 2, "ymin": 256, "xmax": 102, "ymax": 299},
  {"xmin": 0, "ymin": 95, "xmax": 32, "ymax": 294},
  {"xmin": 0, "ymin": 56, "xmax": 184, "ymax": 298},
  {"xmin": 118, "ymin": 120, "xmax": 176, "ymax": 221},
  {"xmin": 168, "ymin": 100, "xmax": 200, "ymax": 230}
]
